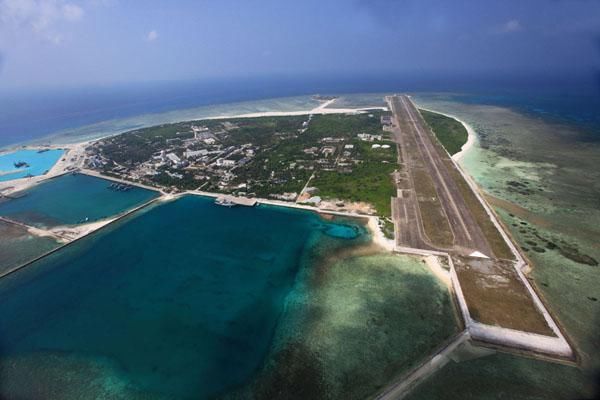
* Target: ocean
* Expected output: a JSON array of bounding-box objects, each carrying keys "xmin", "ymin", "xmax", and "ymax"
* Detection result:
[
  {"xmin": 0, "ymin": 195, "xmax": 458, "ymax": 399},
  {"xmin": 0, "ymin": 75, "xmax": 599, "ymax": 398},
  {"xmin": 1, "ymin": 74, "xmax": 598, "ymax": 148}
]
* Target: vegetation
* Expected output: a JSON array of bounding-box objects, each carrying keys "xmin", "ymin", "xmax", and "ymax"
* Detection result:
[
  {"xmin": 420, "ymin": 109, "xmax": 468, "ymax": 155},
  {"xmin": 412, "ymin": 168, "xmax": 454, "ymax": 247},
  {"xmin": 311, "ymin": 140, "xmax": 397, "ymax": 217},
  {"xmin": 421, "ymin": 114, "xmax": 514, "ymax": 259},
  {"xmin": 446, "ymin": 163, "xmax": 514, "ymax": 259},
  {"xmin": 95, "ymin": 111, "xmax": 400, "ymax": 222}
]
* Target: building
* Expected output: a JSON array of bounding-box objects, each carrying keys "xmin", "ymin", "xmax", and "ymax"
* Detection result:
[
  {"xmin": 321, "ymin": 146, "xmax": 335, "ymax": 156},
  {"xmin": 184, "ymin": 149, "xmax": 209, "ymax": 159},
  {"xmin": 216, "ymin": 158, "xmax": 236, "ymax": 167},
  {"xmin": 166, "ymin": 153, "xmax": 181, "ymax": 164},
  {"xmin": 191, "ymin": 125, "xmax": 210, "ymax": 137},
  {"xmin": 358, "ymin": 133, "xmax": 383, "ymax": 142}
]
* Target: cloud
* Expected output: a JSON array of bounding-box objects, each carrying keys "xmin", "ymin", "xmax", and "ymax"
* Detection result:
[
  {"xmin": 62, "ymin": 3, "xmax": 83, "ymax": 21},
  {"xmin": 0, "ymin": 0, "xmax": 85, "ymax": 43},
  {"xmin": 146, "ymin": 30, "xmax": 158, "ymax": 42},
  {"xmin": 497, "ymin": 19, "xmax": 522, "ymax": 34}
]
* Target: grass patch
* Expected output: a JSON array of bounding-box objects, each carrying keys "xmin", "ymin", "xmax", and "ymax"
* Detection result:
[
  {"xmin": 311, "ymin": 141, "xmax": 397, "ymax": 217},
  {"xmin": 419, "ymin": 112, "xmax": 514, "ymax": 259},
  {"xmin": 419, "ymin": 109, "xmax": 468, "ymax": 155},
  {"xmin": 445, "ymin": 164, "xmax": 514, "ymax": 259},
  {"xmin": 412, "ymin": 169, "xmax": 454, "ymax": 247}
]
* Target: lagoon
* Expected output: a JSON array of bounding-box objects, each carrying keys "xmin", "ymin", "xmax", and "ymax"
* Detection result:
[
  {"xmin": 0, "ymin": 173, "xmax": 158, "ymax": 228},
  {"xmin": 0, "ymin": 149, "xmax": 64, "ymax": 182},
  {"xmin": 0, "ymin": 194, "xmax": 459, "ymax": 399},
  {"xmin": 0, "ymin": 195, "xmax": 369, "ymax": 399}
]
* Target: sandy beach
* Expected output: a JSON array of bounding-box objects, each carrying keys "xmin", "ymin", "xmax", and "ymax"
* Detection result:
[
  {"xmin": 202, "ymin": 100, "xmax": 387, "ymax": 121},
  {"xmin": 415, "ymin": 105, "xmax": 477, "ymax": 161}
]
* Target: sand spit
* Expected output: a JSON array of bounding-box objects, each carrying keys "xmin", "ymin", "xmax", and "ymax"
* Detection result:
[{"xmin": 202, "ymin": 101, "xmax": 387, "ymax": 121}]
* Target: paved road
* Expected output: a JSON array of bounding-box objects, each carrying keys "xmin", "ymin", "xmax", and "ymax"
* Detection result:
[{"xmin": 389, "ymin": 95, "xmax": 493, "ymax": 256}]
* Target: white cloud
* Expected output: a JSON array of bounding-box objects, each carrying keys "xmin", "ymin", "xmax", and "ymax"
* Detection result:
[
  {"xmin": 146, "ymin": 29, "xmax": 158, "ymax": 42},
  {"xmin": 62, "ymin": 3, "xmax": 83, "ymax": 21},
  {"xmin": 0, "ymin": 0, "xmax": 85, "ymax": 43},
  {"xmin": 497, "ymin": 19, "xmax": 522, "ymax": 34}
]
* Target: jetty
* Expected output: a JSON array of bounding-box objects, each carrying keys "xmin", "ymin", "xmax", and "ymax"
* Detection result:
[{"xmin": 214, "ymin": 195, "xmax": 257, "ymax": 207}]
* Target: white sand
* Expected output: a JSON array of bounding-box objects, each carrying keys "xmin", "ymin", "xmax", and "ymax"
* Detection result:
[
  {"xmin": 423, "ymin": 255, "xmax": 452, "ymax": 288},
  {"xmin": 416, "ymin": 106, "xmax": 477, "ymax": 162},
  {"xmin": 202, "ymin": 102, "xmax": 387, "ymax": 121},
  {"xmin": 50, "ymin": 218, "xmax": 115, "ymax": 241},
  {"xmin": 367, "ymin": 217, "xmax": 395, "ymax": 251}
]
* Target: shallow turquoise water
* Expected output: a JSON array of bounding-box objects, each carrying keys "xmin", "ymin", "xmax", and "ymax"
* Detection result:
[
  {"xmin": 0, "ymin": 195, "xmax": 366, "ymax": 399},
  {"xmin": 0, "ymin": 174, "xmax": 158, "ymax": 227},
  {"xmin": 0, "ymin": 149, "xmax": 64, "ymax": 181},
  {"xmin": 0, "ymin": 221, "xmax": 60, "ymax": 274},
  {"xmin": 323, "ymin": 223, "xmax": 361, "ymax": 239}
]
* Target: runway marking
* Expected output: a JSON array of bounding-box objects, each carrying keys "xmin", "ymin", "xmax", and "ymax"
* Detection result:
[{"xmin": 398, "ymin": 96, "xmax": 473, "ymax": 242}]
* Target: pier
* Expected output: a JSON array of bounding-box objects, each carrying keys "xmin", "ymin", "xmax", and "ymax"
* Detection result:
[{"xmin": 215, "ymin": 195, "xmax": 257, "ymax": 207}]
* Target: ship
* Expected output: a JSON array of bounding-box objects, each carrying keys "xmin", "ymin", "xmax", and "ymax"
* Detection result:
[
  {"xmin": 214, "ymin": 197, "xmax": 236, "ymax": 207},
  {"xmin": 13, "ymin": 161, "xmax": 29, "ymax": 168}
]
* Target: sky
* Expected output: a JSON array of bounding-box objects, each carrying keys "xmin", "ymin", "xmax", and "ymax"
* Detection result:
[{"xmin": 0, "ymin": 0, "xmax": 599, "ymax": 89}]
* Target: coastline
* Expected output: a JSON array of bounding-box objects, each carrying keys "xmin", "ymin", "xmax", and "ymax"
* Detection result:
[
  {"xmin": 0, "ymin": 94, "xmax": 388, "ymax": 152},
  {"xmin": 415, "ymin": 105, "xmax": 477, "ymax": 162}
]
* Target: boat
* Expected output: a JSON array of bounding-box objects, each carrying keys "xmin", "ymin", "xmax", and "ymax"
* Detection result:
[
  {"xmin": 13, "ymin": 161, "xmax": 29, "ymax": 168},
  {"xmin": 214, "ymin": 197, "xmax": 236, "ymax": 207},
  {"xmin": 108, "ymin": 182, "xmax": 132, "ymax": 192}
]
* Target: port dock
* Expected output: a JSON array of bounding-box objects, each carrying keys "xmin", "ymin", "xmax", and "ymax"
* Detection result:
[{"xmin": 214, "ymin": 195, "xmax": 257, "ymax": 207}]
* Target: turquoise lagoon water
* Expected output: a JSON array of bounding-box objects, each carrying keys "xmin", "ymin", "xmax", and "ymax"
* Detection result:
[
  {"xmin": 0, "ymin": 149, "xmax": 64, "ymax": 182},
  {"xmin": 0, "ymin": 221, "xmax": 60, "ymax": 274},
  {"xmin": 0, "ymin": 173, "xmax": 158, "ymax": 228},
  {"xmin": 0, "ymin": 195, "xmax": 367, "ymax": 399}
]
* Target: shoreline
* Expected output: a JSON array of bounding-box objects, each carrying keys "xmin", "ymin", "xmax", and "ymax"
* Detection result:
[
  {"xmin": 415, "ymin": 105, "xmax": 477, "ymax": 162},
  {"xmin": 0, "ymin": 94, "xmax": 388, "ymax": 152}
]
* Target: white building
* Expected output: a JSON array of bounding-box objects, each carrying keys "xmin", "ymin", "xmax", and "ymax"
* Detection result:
[
  {"xmin": 216, "ymin": 158, "xmax": 236, "ymax": 167},
  {"xmin": 166, "ymin": 153, "xmax": 181, "ymax": 164},
  {"xmin": 184, "ymin": 149, "xmax": 209, "ymax": 159}
]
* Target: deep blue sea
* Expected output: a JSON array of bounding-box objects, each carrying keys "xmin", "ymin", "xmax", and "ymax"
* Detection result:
[
  {"xmin": 1, "ymin": 74, "xmax": 598, "ymax": 147},
  {"xmin": 443, "ymin": 91, "xmax": 600, "ymax": 140},
  {"xmin": 0, "ymin": 195, "xmax": 365, "ymax": 399}
]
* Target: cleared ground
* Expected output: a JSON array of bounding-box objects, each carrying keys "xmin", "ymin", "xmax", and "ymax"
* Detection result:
[
  {"xmin": 452, "ymin": 256, "xmax": 553, "ymax": 335},
  {"xmin": 389, "ymin": 95, "xmax": 555, "ymax": 337},
  {"xmin": 390, "ymin": 95, "xmax": 491, "ymax": 255}
]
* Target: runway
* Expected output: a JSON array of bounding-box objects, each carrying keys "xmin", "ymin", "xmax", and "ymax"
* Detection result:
[{"xmin": 389, "ymin": 95, "xmax": 493, "ymax": 256}]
